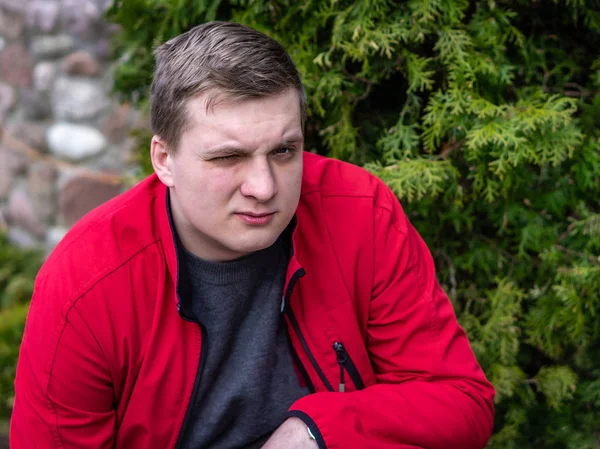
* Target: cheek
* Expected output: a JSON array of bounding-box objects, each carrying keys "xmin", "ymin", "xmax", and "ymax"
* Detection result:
[
  {"xmin": 279, "ymin": 162, "xmax": 303, "ymax": 196},
  {"xmin": 177, "ymin": 163, "xmax": 234, "ymax": 191},
  {"xmin": 208, "ymin": 168, "xmax": 240, "ymax": 194},
  {"xmin": 185, "ymin": 168, "xmax": 240, "ymax": 209}
]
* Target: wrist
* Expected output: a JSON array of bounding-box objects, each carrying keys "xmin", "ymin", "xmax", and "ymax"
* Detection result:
[
  {"xmin": 287, "ymin": 411, "xmax": 324, "ymax": 449},
  {"xmin": 307, "ymin": 425, "xmax": 317, "ymax": 441}
]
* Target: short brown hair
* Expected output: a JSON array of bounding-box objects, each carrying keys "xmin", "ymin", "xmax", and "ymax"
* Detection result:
[{"xmin": 150, "ymin": 21, "xmax": 307, "ymax": 152}]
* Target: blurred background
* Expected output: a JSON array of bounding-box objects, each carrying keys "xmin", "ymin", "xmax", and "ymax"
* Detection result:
[
  {"xmin": 1, "ymin": 1, "xmax": 599, "ymax": 448},
  {"xmin": 0, "ymin": 1, "xmax": 143, "ymax": 446}
]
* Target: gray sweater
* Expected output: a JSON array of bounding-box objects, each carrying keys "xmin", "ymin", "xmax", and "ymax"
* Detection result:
[{"xmin": 179, "ymin": 235, "xmax": 309, "ymax": 449}]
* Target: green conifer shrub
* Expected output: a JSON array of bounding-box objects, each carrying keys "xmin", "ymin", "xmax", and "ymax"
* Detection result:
[
  {"xmin": 0, "ymin": 234, "xmax": 42, "ymax": 423},
  {"xmin": 0, "ymin": 303, "xmax": 30, "ymax": 423},
  {"xmin": 0, "ymin": 0, "xmax": 588, "ymax": 446}
]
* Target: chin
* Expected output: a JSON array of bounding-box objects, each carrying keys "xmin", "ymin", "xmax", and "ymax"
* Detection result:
[{"xmin": 233, "ymin": 233, "xmax": 280, "ymax": 254}]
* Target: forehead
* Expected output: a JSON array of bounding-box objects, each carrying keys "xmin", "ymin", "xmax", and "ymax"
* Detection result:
[{"xmin": 182, "ymin": 89, "xmax": 303, "ymax": 150}]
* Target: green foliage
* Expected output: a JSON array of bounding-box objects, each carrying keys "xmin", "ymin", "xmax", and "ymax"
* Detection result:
[
  {"xmin": 0, "ymin": 303, "xmax": 29, "ymax": 422},
  {"xmin": 0, "ymin": 234, "xmax": 42, "ymax": 310},
  {"xmin": 103, "ymin": 1, "xmax": 600, "ymax": 447},
  {"xmin": 0, "ymin": 234, "xmax": 42, "ymax": 423}
]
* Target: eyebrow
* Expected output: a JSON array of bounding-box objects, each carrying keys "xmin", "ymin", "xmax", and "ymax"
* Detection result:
[{"xmin": 203, "ymin": 136, "xmax": 304, "ymax": 159}]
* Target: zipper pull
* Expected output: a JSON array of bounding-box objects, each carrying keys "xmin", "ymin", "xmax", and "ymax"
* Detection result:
[{"xmin": 333, "ymin": 342, "xmax": 346, "ymax": 392}]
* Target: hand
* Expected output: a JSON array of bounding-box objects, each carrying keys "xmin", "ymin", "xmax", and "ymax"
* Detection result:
[{"xmin": 261, "ymin": 417, "xmax": 319, "ymax": 449}]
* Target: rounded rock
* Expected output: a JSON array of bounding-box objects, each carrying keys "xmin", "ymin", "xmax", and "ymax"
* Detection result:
[
  {"xmin": 0, "ymin": 148, "xmax": 14, "ymax": 197},
  {"xmin": 6, "ymin": 122, "xmax": 48, "ymax": 152},
  {"xmin": 0, "ymin": 43, "xmax": 33, "ymax": 87},
  {"xmin": 60, "ymin": 0, "xmax": 102, "ymax": 37},
  {"xmin": 45, "ymin": 226, "xmax": 68, "ymax": 251},
  {"xmin": 0, "ymin": 8, "xmax": 25, "ymax": 39},
  {"xmin": 33, "ymin": 61, "xmax": 57, "ymax": 92},
  {"xmin": 7, "ymin": 187, "xmax": 46, "ymax": 237},
  {"xmin": 0, "ymin": 81, "xmax": 16, "ymax": 118},
  {"xmin": 28, "ymin": 161, "xmax": 57, "ymax": 223},
  {"xmin": 62, "ymin": 51, "xmax": 100, "ymax": 77},
  {"xmin": 21, "ymin": 89, "xmax": 52, "ymax": 120},
  {"xmin": 58, "ymin": 175, "xmax": 122, "ymax": 226},
  {"xmin": 52, "ymin": 76, "xmax": 108, "ymax": 120},
  {"xmin": 26, "ymin": 0, "xmax": 61, "ymax": 32},
  {"xmin": 30, "ymin": 34, "xmax": 75, "ymax": 59},
  {"xmin": 47, "ymin": 122, "xmax": 107, "ymax": 160},
  {"xmin": 0, "ymin": 0, "xmax": 26, "ymax": 15}
]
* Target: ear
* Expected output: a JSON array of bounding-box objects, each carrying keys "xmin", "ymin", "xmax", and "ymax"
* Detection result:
[{"xmin": 150, "ymin": 135, "xmax": 174, "ymax": 187}]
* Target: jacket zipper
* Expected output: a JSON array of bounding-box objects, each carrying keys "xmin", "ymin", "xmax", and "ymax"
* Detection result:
[
  {"xmin": 332, "ymin": 342, "xmax": 365, "ymax": 392},
  {"xmin": 283, "ymin": 268, "xmax": 334, "ymax": 392},
  {"xmin": 285, "ymin": 325, "xmax": 316, "ymax": 393},
  {"xmin": 173, "ymin": 305, "xmax": 207, "ymax": 449}
]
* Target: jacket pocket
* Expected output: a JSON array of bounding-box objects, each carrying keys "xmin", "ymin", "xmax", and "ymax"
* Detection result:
[{"xmin": 332, "ymin": 342, "xmax": 365, "ymax": 392}]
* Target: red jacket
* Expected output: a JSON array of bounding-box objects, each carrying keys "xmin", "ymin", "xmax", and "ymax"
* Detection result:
[{"xmin": 11, "ymin": 152, "xmax": 495, "ymax": 449}]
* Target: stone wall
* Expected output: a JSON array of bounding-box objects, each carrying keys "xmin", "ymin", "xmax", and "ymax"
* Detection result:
[{"xmin": 0, "ymin": 0, "xmax": 145, "ymax": 254}]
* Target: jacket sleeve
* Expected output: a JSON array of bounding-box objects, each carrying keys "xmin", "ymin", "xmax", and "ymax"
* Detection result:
[
  {"xmin": 289, "ymin": 192, "xmax": 496, "ymax": 449},
  {"xmin": 10, "ymin": 276, "xmax": 116, "ymax": 449}
]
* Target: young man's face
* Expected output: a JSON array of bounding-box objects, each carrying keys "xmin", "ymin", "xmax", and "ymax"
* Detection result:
[{"xmin": 152, "ymin": 88, "xmax": 304, "ymax": 261}]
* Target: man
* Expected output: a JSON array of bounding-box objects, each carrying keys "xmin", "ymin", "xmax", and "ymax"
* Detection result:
[{"xmin": 11, "ymin": 21, "xmax": 495, "ymax": 449}]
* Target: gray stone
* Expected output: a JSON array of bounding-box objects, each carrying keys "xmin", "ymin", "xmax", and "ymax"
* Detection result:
[
  {"xmin": 8, "ymin": 227, "xmax": 39, "ymax": 249},
  {"xmin": 0, "ymin": 147, "xmax": 14, "ymax": 197},
  {"xmin": 21, "ymin": 88, "xmax": 51, "ymax": 120},
  {"xmin": 95, "ymin": 0, "xmax": 112, "ymax": 12},
  {"xmin": 59, "ymin": 175, "xmax": 121, "ymax": 226},
  {"xmin": 0, "ymin": 141, "xmax": 27, "ymax": 180},
  {"xmin": 26, "ymin": 0, "xmax": 60, "ymax": 32},
  {"xmin": 52, "ymin": 76, "xmax": 108, "ymax": 120},
  {"xmin": 0, "ymin": 205, "xmax": 7, "ymax": 232},
  {"xmin": 0, "ymin": 37, "xmax": 4, "ymax": 51},
  {"xmin": 89, "ymin": 141, "xmax": 135, "ymax": 174},
  {"xmin": 33, "ymin": 61, "xmax": 56, "ymax": 92},
  {"xmin": 7, "ymin": 187, "xmax": 46, "ymax": 237},
  {"xmin": 0, "ymin": 81, "xmax": 15, "ymax": 119},
  {"xmin": 62, "ymin": 51, "xmax": 100, "ymax": 77},
  {"xmin": 0, "ymin": 0, "xmax": 26, "ymax": 15},
  {"xmin": 28, "ymin": 161, "xmax": 56, "ymax": 223},
  {"xmin": 46, "ymin": 225, "xmax": 67, "ymax": 250},
  {"xmin": 0, "ymin": 8, "xmax": 24, "ymax": 39},
  {"xmin": 0, "ymin": 43, "xmax": 33, "ymax": 87},
  {"xmin": 6, "ymin": 121, "xmax": 47, "ymax": 151},
  {"xmin": 91, "ymin": 38, "xmax": 112, "ymax": 61},
  {"xmin": 30, "ymin": 34, "xmax": 74, "ymax": 58},
  {"xmin": 60, "ymin": 0, "xmax": 102, "ymax": 37},
  {"xmin": 47, "ymin": 122, "xmax": 106, "ymax": 160},
  {"xmin": 101, "ymin": 103, "xmax": 132, "ymax": 143}
]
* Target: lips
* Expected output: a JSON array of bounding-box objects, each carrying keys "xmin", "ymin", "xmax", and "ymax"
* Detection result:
[
  {"xmin": 235, "ymin": 211, "xmax": 276, "ymax": 225},
  {"xmin": 237, "ymin": 212, "xmax": 274, "ymax": 217}
]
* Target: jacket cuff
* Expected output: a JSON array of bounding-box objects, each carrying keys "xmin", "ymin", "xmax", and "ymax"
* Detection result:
[{"xmin": 287, "ymin": 410, "xmax": 327, "ymax": 449}]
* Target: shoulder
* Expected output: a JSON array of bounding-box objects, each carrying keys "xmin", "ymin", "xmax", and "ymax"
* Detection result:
[
  {"xmin": 36, "ymin": 175, "xmax": 167, "ymax": 305},
  {"xmin": 302, "ymin": 152, "xmax": 380, "ymax": 198},
  {"xmin": 300, "ymin": 152, "xmax": 407, "ymax": 229}
]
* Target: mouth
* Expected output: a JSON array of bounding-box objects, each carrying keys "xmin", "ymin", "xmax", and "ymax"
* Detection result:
[
  {"xmin": 236, "ymin": 212, "xmax": 274, "ymax": 217},
  {"xmin": 234, "ymin": 211, "xmax": 276, "ymax": 225}
]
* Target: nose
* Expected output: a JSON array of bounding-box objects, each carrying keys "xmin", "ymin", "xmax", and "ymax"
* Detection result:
[{"xmin": 239, "ymin": 157, "xmax": 278, "ymax": 202}]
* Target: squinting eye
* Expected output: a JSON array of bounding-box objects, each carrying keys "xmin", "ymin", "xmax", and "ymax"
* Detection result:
[
  {"xmin": 274, "ymin": 147, "xmax": 295, "ymax": 155},
  {"xmin": 212, "ymin": 154, "xmax": 240, "ymax": 162}
]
